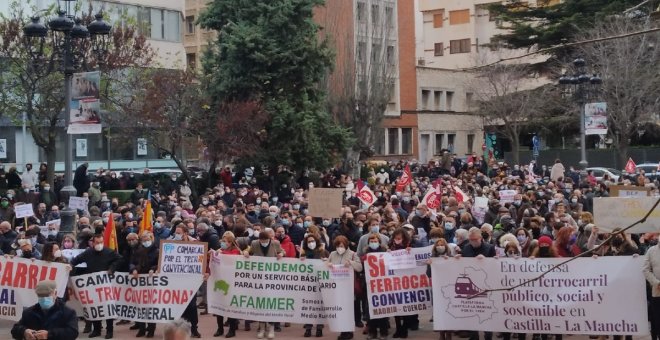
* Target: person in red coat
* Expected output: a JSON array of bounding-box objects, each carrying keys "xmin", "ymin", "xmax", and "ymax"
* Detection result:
[
  {"xmin": 275, "ymin": 226, "xmax": 296, "ymax": 258},
  {"xmin": 220, "ymin": 167, "xmax": 233, "ymax": 188},
  {"xmin": 212, "ymin": 231, "xmax": 241, "ymax": 338}
]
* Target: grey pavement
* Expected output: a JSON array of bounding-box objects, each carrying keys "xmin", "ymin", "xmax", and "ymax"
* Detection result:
[{"xmin": 0, "ymin": 317, "xmax": 654, "ymax": 340}]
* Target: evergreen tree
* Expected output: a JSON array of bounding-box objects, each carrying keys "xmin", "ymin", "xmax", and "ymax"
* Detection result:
[
  {"xmin": 489, "ymin": 0, "xmax": 648, "ymax": 57},
  {"xmin": 199, "ymin": 0, "xmax": 352, "ymax": 172}
]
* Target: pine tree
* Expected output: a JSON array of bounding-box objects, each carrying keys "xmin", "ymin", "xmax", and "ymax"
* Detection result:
[{"xmin": 199, "ymin": 0, "xmax": 352, "ymax": 172}]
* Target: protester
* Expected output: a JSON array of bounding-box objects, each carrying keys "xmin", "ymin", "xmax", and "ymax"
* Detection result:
[
  {"xmin": 244, "ymin": 230, "xmax": 284, "ymax": 339},
  {"xmin": 70, "ymin": 234, "xmax": 121, "ymax": 339},
  {"xmin": 213, "ymin": 231, "xmax": 241, "ymax": 338},
  {"xmin": 130, "ymin": 231, "xmax": 159, "ymax": 337},
  {"xmin": 301, "ymin": 233, "xmax": 329, "ymax": 337},
  {"xmin": 361, "ymin": 233, "xmax": 388, "ymax": 340},
  {"xmin": 11, "ymin": 280, "xmax": 78, "ymax": 340}
]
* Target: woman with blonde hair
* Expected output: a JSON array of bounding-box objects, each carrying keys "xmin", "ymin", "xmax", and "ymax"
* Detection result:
[{"xmin": 213, "ymin": 231, "xmax": 241, "ymax": 337}]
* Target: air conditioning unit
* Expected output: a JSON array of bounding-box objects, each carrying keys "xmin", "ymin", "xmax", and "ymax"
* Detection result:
[{"xmin": 418, "ymin": 58, "xmax": 425, "ymax": 66}]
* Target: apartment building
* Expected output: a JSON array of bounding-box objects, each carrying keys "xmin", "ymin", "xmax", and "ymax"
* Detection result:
[
  {"xmin": 413, "ymin": 0, "xmax": 556, "ymax": 163},
  {"xmin": 316, "ymin": 0, "xmax": 418, "ymax": 161},
  {"xmin": 183, "ymin": 0, "xmax": 216, "ymax": 71}
]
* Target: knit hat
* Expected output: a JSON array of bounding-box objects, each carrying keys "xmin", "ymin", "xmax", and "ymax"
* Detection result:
[{"xmin": 538, "ymin": 235, "xmax": 553, "ymax": 247}]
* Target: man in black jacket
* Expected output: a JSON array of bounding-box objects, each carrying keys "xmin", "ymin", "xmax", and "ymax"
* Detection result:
[
  {"xmin": 461, "ymin": 227, "xmax": 496, "ymax": 340},
  {"xmin": 70, "ymin": 234, "xmax": 122, "ymax": 339},
  {"xmin": 11, "ymin": 280, "xmax": 78, "ymax": 340}
]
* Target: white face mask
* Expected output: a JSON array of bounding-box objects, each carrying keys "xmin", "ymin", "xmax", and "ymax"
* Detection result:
[
  {"xmin": 307, "ymin": 242, "xmax": 317, "ymax": 250},
  {"xmin": 53, "ymin": 250, "xmax": 62, "ymax": 258},
  {"xmin": 336, "ymin": 246, "xmax": 346, "ymax": 255},
  {"xmin": 436, "ymin": 246, "xmax": 446, "ymax": 254},
  {"xmin": 94, "ymin": 244, "xmax": 103, "ymax": 251},
  {"xmin": 174, "ymin": 234, "xmax": 183, "ymax": 241}
]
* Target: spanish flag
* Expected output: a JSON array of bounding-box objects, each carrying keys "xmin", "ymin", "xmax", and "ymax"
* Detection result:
[
  {"xmin": 139, "ymin": 192, "xmax": 153, "ymax": 235},
  {"xmin": 103, "ymin": 212, "xmax": 118, "ymax": 252}
]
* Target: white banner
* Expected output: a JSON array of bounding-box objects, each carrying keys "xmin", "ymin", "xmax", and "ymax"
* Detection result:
[
  {"xmin": 585, "ymin": 102, "xmax": 607, "ymax": 135},
  {"xmin": 0, "ymin": 139, "xmax": 6, "ymax": 159},
  {"xmin": 594, "ymin": 197, "xmax": 660, "ymax": 233},
  {"xmin": 207, "ymin": 254, "xmax": 354, "ymax": 332},
  {"xmin": 0, "ymin": 257, "xmax": 70, "ymax": 321},
  {"xmin": 472, "ymin": 197, "xmax": 489, "ymax": 225},
  {"xmin": 365, "ymin": 246, "xmax": 433, "ymax": 318},
  {"xmin": 69, "ymin": 271, "xmax": 202, "ymax": 323},
  {"xmin": 431, "ymin": 257, "xmax": 647, "ymax": 335}
]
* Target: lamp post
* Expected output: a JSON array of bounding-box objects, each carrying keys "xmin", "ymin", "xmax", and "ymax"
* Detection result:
[
  {"xmin": 23, "ymin": 1, "xmax": 111, "ymax": 233},
  {"xmin": 558, "ymin": 58, "xmax": 602, "ymax": 170}
]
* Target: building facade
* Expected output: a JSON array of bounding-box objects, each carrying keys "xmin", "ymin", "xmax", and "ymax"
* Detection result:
[{"xmin": 0, "ymin": 0, "xmax": 187, "ymax": 171}]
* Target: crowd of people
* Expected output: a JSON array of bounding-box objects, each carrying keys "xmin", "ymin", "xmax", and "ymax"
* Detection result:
[{"xmin": 2, "ymin": 154, "xmax": 660, "ymax": 340}]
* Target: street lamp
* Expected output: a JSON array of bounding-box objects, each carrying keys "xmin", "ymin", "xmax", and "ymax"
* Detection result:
[
  {"xmin": 23, "ymin": 1, "xmax": 111, "ymax": 233},
  {"xmin": 558, "ymin": 57, "xmax": 602, "ymax": 169}
]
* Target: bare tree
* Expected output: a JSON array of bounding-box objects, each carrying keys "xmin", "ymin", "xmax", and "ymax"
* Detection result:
[
  {"xmin": 468, "ymin": 55, "xmax": 558, "ymax": 165},
  {"xmin": 320, "ymin": 2, "xmax": 399, "ymax": 175},
  {"xmin": 0, "ymin": 2, "xmax": 154, "ymax": 185},
  {"xmin": 578, "ymin": 17, "xmax": 660, "ymax": 167}
]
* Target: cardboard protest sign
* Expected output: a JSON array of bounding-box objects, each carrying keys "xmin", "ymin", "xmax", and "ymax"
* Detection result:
[
  {"xmin": 0, "ymin": 257, "xmax": 70, "ymax": 321},
  {"xmin": 158, "ymin": 240, "xmax": 208, "ymax": 274},
  {"xmin": 431, "ymin": 256, "xmax": 647, "ymax": 335},
  {"xmin": 609, "ymin": 185, "xmax": 651, "ymax": 197},
  {"xmin": 69, "ymin": 272, "xmax": 202, "ymax": 323},
  {"xmin": 207, "ymin": 254, "xmax": 355, "ymax": 332},
  {"xmin": 365, "ymin": 246, "xmax": 433, "ymax": 318},
  {"xmin": 14, "ymin": 204, "xmax": 34, "ymax": 219},
  {"xmin": 307, "ymin": 188, "xmax": 344, "ymax": 218},
  {"xmin": 593, "ymin": 197, "xmax": 660, "ymax": 233}
]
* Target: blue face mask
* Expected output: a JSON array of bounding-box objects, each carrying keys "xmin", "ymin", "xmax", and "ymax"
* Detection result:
[
  {"xmin": 127, "ymin": 227, "xmax": 137, "ymax": 234},
  {"xmin": 281, "ymin": 220, "xmax": 290, "ymax": 226},
  {"xmin": 154, "ymin": 222, "xmax": 161, "ymax": 229},
  {"xmin": 220, "ymin": 241, "xmax": 228, "ymax": 250},
  {"xmin": 303, "ymin": 221, "xmax": 311, "ymax": 228},
  {"xmin": 295, "ymin": 223, "xmax": 303, "ymax": 228},
  {"xmin": 38, "ymin": 296, "xmax": 54, "ymax": 310},
  {"xmin": 369, "ymin": 242, "xmax": 380, "ymax": 250},
  {"xmin": 370, "ymin": 225, "xmax": 379, "ymax": 234}
]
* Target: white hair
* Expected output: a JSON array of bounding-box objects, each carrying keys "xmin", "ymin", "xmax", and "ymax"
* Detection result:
[
  {"xmin": 455, "ymin": 228, "xmax": 468, "ymax": 242},
  {"xmin": 468, "ymin": 227, "xmax": 481, "ymax": 237},
  {"xmin": 163, "ymin": 318, "xmax": 191, "ymax": 340}
]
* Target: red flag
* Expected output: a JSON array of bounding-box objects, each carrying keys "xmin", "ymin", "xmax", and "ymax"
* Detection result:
[
  {"xmin": 452, "ymin": 186, "xmax": 467, "ymax": 203},
  {"xmin": 103, "ymin": 212, "xmax": 118, "ymax": 252},
  {"xmin": 624, "ymin": 158, "xmax": 637, "ymax": 174},
  {"xmin": 357, "ymin": 180, "xmax": 376, "ymax": 207},
  {"xmin": 395, "ymin": 164, "xmax": 412, "ymax": 192}
]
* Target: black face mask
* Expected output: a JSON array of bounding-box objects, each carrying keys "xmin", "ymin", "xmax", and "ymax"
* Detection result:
[
  {"xmin": 539, "ymin": 247, "xmax": 550, "ymax": 257},
  {"xmin": 23, "ymin": 251, "xmax": 33, "ymax": 258},
  {"xmin": 481, "ymin": 232, "xmax": 490, "ymax": 240}
]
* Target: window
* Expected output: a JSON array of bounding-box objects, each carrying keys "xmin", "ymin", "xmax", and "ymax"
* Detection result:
[
  {"xmin": 372, "ymin": 4, "xmax": 379, "ymax": 23},
  {"xmin": 385, "ymin": 7, "xmax": 394, "ymax": 27},
  {"xmin": 434, "ymin": 91, "xmax": 442, "ymax": 110},
  {"xmin": 371, "ymin": 43, "xmax": 381, "ymax": 62},
  {"xmin": 447, "ymin": 134, "xmax": 456, "ymax": 153},
  {"xmin": 165, "ymin": 10, "xmax": 181, "ymax": 42},
  {"xmin": 435, "ymin": 134, "xmax": 444, "ymax": 155},
  {"xmin": 137, "ymin": 6, "xmax": 151, "ymax": 37},
  {"xmin": 357, "ymin": 41, "xmax": 367, "ymax": 63},
  {"xmin": 449, "ymin": 9, "xmax": 470, "ymax": 25},
  {"xmin": 387, "ymin": 128, "xmax": 399, "ymax": 155},
  {"xmin": 421, "ymin": 90, "xmax": 430, "ymax": 109},
  {"xmin": 466, "ymin": 92, "xmax": 474, "ymax": 109},
  {"xmin": 401, "ymin": 128, "xmax": 412, "ymax": 154},
  {"xmin": 433, "ymin": 10, "xmax": 444, "ymax": 28},
  {"xmin": 450, "ymin": 39, "xmax": 471, "ymax": 54},
  {"xmin": 434, "ymin": 42, "xmax": 443, "ymax": 56},
  {"xmin": 186, "ymin": 16, "xmax": 195, "ymax": 34},
  {"xmin": 446, "ymin": 91, "xmax": 454, "ymax": 111},
  {"xmin": 357, "ymin": 2, "xmax": 366, "ymax": 21},
  {"xmin": 467, "ymin": 134, "xmax": 475, "ymax": 154},
  {"xmin": 386, "ymin": 45, "xmax": 395, "ymax": 65},
  {"xmin": 150, "ymin": 8, "xmax": 164, "ymax": 40},
  {"xmin": 186, "ymin": 53, "xmax": 196, "ymax": 70}
]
